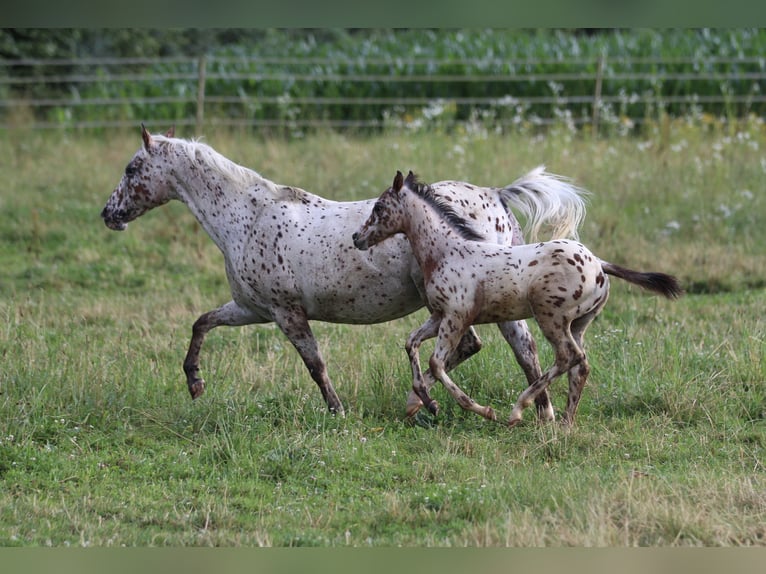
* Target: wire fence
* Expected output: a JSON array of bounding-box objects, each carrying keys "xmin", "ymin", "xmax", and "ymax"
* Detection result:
[{"xmin": 1, "ymin": 54, "xmax": 765, "ymax": 133}]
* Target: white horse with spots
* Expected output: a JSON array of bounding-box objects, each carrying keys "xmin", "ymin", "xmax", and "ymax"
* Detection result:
[
  {"xmin": 352, "ymin": 171, "xmax": 682, "ymax": 427},
  {"xmin": 102, "ymin": 125, "xmax": 588, "ymax": 418}
]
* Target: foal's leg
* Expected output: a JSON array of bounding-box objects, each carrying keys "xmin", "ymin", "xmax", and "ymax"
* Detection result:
[
  {"xmin": 183, "ymin": 300, "xmax": 265, "ymax": 399},
  {"xmin": 271, "ymin": 306, "xmax": 345, "ymax": 416},
  {"xmin": 507, "ymin": 318, "xmax": 585, "ymax": 427},
  {"xmin": 560, "ymin": 310, "xmax": 600, "ymax": 427},
  {"xmin": 430, "ymin": 319, "xmax": 497, "ymax": 421},
  {"xmin": 405, "ymin": 326, "xmax": 482, "ymax": 417},
  {"xmin": 405, "ymin": 315, "xmax": 443, "ymax": 416},
  {"xmin": 497, "ymin": 320, "xmax": 555, "ymax": 423}
]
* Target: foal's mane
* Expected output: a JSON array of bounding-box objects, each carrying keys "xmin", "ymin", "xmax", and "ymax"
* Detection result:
[{"xmin": 403, "ymin": 172, "xmax": 485, "ymax": 241}]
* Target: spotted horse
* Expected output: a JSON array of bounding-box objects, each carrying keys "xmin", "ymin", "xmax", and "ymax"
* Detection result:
[
  {"xmin": 101, "ymin": 125, "xmax": 589, "ymax": 419},
  {"xmin": 352, "ymin": 171, "xmax": 683, "ymax": 427}
]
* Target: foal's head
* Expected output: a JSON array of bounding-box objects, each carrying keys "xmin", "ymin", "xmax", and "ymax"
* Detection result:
[
  {"xmin": 352, "ymin": 170, "xmax": 411, "ymax": 250},
  {"xmin": 353, "ymin": 170, "xmax": 485, "ymax": 251},
  {"xmin": 101, "ymin": 124, "xmax": 177, "ymax": 231}
]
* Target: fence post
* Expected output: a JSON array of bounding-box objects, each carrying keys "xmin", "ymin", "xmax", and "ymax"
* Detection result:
[
  {"xmin": 592, "ymin": 52, "xmax": 605, "ymax": 137},
  {"xmin": 196, "ymin": 55, "xmax": 207, "ymax": 134}
]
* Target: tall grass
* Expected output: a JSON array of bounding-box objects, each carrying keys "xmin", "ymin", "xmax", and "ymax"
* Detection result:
[{"xmin": 0, "ymin": 123, "xmax": 764, "ymax": 546}]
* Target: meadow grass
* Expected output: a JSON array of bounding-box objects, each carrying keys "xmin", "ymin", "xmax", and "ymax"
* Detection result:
[{"xmin": 0, "ymin": 123, "xmax": 764, "ymax": 546}]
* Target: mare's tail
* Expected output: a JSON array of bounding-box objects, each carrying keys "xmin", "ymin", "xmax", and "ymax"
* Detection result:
[
  {"xmin": 601, "ymin": 261, "xmax": 684, "ymax": 299},
  {"xmin": 500, "ymin": 165, "xmax": 589, "ymax": 242}
]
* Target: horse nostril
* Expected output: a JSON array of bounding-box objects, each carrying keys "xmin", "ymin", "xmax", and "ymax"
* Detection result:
[{"xmin": 352, "ymin": 232, "xmax": 358, "ymax": 241}]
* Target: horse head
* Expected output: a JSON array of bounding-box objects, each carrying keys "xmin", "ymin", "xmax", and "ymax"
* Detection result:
[
  {"xmin": 352, "ymin": 170, "xmax": 408, "ymax": 250},
  {"xmin": 101, "ymin": 124, "xmax": 177, "ymax": 231}
]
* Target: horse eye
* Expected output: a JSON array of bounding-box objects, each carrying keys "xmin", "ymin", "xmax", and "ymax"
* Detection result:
[
  {"xmin": 125, "ymin": 164, "xmax": 137, "ymax": 177},
  {"xmin": 373, "ymin": 203, "xmax": 383, "ymax": 215}
]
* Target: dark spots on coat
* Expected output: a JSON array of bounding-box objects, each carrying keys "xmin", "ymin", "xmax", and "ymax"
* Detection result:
[
  {"xmin": 596, "ymin": 272, "xmax": 605, "ymax": 287},
  {"xmin": 528, "ymin": 260, "xmax": 539, "ymax": 267},
  {"xmin": 573, "ymin": 285, "xmax": 583, "ymax": 300}
]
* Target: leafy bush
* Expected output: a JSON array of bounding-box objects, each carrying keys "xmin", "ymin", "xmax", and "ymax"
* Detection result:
[{"xmin": 3, "ymin": 29, "xmax": 766, "ymax": 132}]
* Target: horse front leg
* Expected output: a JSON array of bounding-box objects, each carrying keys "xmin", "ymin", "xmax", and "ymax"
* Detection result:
[
  {"xmin": 497, "ymin": 320, "xmax": 555, "ymax": 423},
  {"xmin": 405, "ymin": 314, "xmax": 443, "ymax": 417},
  {"xmin": 430, "ymin": 321, "xmax": 496, "ymax": 421},
  {"xmin": 271, "ymin": 306, "xmax": 344, "ymax": 417},
  {"xmin": 183, "ymin": 300, "xmax": 263, "ymax": 399},
  {"xmin": 405, "ymin": 326, "xmax": 483, "ymax": 417}
]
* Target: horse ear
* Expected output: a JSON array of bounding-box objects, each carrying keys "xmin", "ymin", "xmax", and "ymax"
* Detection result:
[
  {"xmin": 141, "ymin": 123, "xmax": 153, "ymax": 151},
  {"xmin": 165, "ymin": 125, "xmax": 175, "ymax": 138},
  {"xmin": 404, "ymin": 170, "xmax": 416, "ymax": 187},
  {"xmin": 393, "ymin": 170, "xmax": 404, "ymax": 193}
]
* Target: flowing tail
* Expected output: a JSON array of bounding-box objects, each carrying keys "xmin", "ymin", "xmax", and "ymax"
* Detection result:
[
  {"xmin": 602, "ymin": 261, "xmax": 684, "ymax": 299},
  {"xmin": 500, "ymin": 165, "xmax": 589, "ymax": 242}
]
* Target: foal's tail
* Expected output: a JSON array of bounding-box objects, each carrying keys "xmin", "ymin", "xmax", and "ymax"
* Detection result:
[
  {"xmin": 602, "ymin": 261, "xmax": 684, "ymax": 299},
  {"xmin": 500, "ymin": 165, "xmax": 589, "ymax": 242}
]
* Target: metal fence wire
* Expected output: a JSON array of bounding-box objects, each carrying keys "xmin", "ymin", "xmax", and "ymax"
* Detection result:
[{"xmin": 1, "ymin": 55, "xmax": 765, "ymax": 132}]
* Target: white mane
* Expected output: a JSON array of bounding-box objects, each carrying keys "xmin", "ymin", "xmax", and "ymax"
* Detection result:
[{"xmin": 153, "ymin": 135, "xmax": 282, "ymax": 195}]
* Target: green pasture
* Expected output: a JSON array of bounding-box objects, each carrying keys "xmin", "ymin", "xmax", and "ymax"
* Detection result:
[{"xmin": 0, "ymin": 122, "xmax": 763, "ymax": 546}]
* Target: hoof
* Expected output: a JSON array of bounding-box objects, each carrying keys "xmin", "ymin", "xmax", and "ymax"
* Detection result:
[
  {"xmin": 426, "ymin": 400, "xmax": 440, "ymax": 416},
  {"xmin": 484, "ymin": 406, "xmax": 497, "ymax": 421},
  {"xmin": 405, "ymin": 392, "xmax": 424, "ymax": 418},
  {"xmin": 536, "ymin": 407, "xmax": 556, "ymax": 424},
  {"xmin": 189, "ymin": 380, "xmax": 205, "ymax": 399},
  {"xmin": 329, "ymin": 405, "xmax": 347, "ymax": 418},
  {"xmin": 507, "ymin": 415, "xmax": 522, "ymax": 428}
]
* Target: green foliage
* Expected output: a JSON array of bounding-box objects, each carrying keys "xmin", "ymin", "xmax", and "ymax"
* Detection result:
[
  {"xmin": 0, "ymin": 127, "xmax": 764, "ymax": 546},
  {"xmin": 3, "ymin": 29, "xmax": 766, "ymax": 131}
]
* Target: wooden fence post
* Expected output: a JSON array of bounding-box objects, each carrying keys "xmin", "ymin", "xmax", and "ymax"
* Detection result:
[
  {"xmin": 196, "ymin": 55, "xmax": 207, "ymax": 134},
  {"xmin": 592, "ymin": 52, "xmax": 605, "ymax": 137}
]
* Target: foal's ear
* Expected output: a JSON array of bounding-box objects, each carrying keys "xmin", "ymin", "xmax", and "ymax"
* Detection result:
[
  {"xmin": 165, "ymin": 125, "xmax": 175, "ymax": 138},
  {"xmin": 141, "ymin": 123, "xmax": 153, "ymax": 152},
  {"xmin": 393, "ymin": 170, "xmax": 404, "ymax": 193}
]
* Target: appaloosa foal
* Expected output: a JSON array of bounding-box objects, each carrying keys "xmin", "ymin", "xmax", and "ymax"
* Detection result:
[{"xmin": 353, "ymin": 171, "xmax": 682, "ymax": 427}]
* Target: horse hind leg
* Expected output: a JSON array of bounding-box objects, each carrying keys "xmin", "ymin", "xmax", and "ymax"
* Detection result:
[
  {"xmin": 405, "ymin": 325, "xmax": 483, "ymax": 417},
  {"xmin": 497, "ymin": 320, "xmax": 555, "ymax": 423},
  {"xmin": 507, "ymin": 317, "xmax": 585, "ymax": 427},
  {"xmin": 560, "ymin": 308, "xmax": 601, "ymax": 427},
  {"xmin": 271, "ymin": 306, "xmax": 345, "ymax": 416},
  {"xmin": 183, "ymin": 300, "xmax": 264, "ymax": 399}
]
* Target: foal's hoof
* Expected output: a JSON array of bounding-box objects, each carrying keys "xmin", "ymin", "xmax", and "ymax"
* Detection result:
[
  {"xmin": 405, "ymin": 392, "xmax": 424, "ymax": 418},
  {"xmin": 484, "ymin": 406, "xmax": 497, "ymax": 421},
  {"xmin": 507, "ymin": 416, "xmax": 522, "ymax": 428},
  {"xmin": 189, "ymin": 380, "xmax": 206, "ymax": 399},
  {"xmin": 507, "ymin": 406, "xmax": 524, "ymax": 428},
  {"xmin": 426, "ymin": 400, "xmax": 440, "ymax": 416}
]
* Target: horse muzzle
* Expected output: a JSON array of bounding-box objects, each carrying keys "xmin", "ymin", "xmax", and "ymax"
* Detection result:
[
  {"xmin": 101, "ymin": 207, "xmax": 128, "ymax": 231},
  {"xmin": 351, "ymin": 232, "xmax": 368, "ymax": 250}
]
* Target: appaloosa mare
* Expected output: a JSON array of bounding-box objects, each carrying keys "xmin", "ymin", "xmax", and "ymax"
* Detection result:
[
  {"xmin": 101, "ymin": 125, "xmax": 588, "ymax": 418},
  {"xmin": 352, "ymin": 171, "xmax": 682, "ymax": 426}
]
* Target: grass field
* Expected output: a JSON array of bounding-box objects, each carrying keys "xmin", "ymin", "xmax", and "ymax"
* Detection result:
[{"xmin": 0, "ymin": 122, "xmax": 764, "ymax": 546}]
